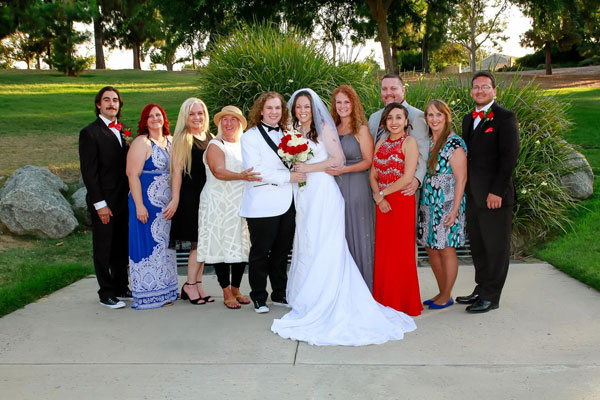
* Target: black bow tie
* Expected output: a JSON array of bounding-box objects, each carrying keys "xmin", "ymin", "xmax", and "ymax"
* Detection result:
[{"xmin": 262, "ymin": 123, "xmax": 279, "ymax": 132}]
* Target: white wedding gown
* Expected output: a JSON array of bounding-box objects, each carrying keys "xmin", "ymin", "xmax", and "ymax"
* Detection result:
[{"xmin": 271, "ymin": 139, "xmax": 416, "ymax": 346}]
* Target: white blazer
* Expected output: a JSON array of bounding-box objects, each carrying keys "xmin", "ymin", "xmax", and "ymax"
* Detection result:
[{"xmin": 240, "ymin": 125, "xmax": 295, "ymax": 218}]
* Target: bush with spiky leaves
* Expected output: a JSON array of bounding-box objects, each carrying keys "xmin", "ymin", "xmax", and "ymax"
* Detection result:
[
  {"xmin": 198, "ymin": 23, "xmax": 377, "ymax": 121},
  {"xmin": 364, "ymin": 74, "xmax": 578, "ymax": 247},
  {"xmin": 199, "ymin": 24, "xmax": 578, "ymax": 248}
]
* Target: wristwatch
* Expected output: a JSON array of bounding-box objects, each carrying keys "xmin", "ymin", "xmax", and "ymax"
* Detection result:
[{"xmin": 379, "ymin": 190, "xmax": 385, "ymax": 198}]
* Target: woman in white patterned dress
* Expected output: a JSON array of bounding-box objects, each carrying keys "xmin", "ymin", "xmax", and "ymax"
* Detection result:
[{"xmin": 197, "ymin": 106, "xmax": 262, "ymax": 309}]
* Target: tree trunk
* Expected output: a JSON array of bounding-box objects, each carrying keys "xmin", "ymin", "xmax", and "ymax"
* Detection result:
[
  {"xmin": 331, "ymin": 40, "xmax": 337, "ymax": 64},
  {"xmin": 469, "ymin": 7, "xmax": 477, "ymax": 73},
  {"xmin": 47, "ymin": 45, "xmax": 52, "ymax": 69},
  {"xmin": 190, "ymin": 43, "xmax": 195, "ymax": 70},
  {"xmin": 133, "ymin": 43, "xmax": 141, "ymax": 70},
  {"xmin": 166, "ymin": 61, "xmax": 173, "ymax": 71},
  {"xmin": 422, "ymin": 37, "xmax": 430, "ymax": 73},
  {"xmin": 544, "ymin": 41, "xmax": 552, "ymax": 75},
  {"xmin": 93, "ymin": 12, "xmax": 105, "ymax": 69},
  {"xmin": 391, "ymin": 43, "xmax": 399, "ymax": 74},
  {"xmin": 367, "ymin": 0, "xmax": 393, "ymax": 73},
  {"xmin": 36, "ymin": 53, "xmax": 41, "ymax": 69}
]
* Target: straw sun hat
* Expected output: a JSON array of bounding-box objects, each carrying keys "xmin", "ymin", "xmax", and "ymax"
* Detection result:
[{"xmin": 213, "ymin": 105, "xmax": 247, "ymax": 130}]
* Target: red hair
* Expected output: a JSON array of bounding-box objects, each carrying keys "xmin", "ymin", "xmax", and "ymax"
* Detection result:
[
  {"xmin": 330, "ymin": 85, "xmax": 367, "ymax": 134},
  {"xmin": 137, "ymin": 103, "xmax": 171, "ymax": 136}
]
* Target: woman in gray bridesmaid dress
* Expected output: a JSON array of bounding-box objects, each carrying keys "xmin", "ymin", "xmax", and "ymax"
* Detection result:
[{"xmin": 327, "ymin": 85, "xmax": 376, "ymax": 291}]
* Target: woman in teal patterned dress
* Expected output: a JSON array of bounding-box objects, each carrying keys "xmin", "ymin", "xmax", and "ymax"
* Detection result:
[{"xmin": 418, "ymin": 100, "xmax": 467, "ymax": 310}]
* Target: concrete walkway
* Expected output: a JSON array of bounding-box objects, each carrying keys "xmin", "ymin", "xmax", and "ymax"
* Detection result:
[{"xmin": 1, "ymin": 262, "xmax": 599, "ymax": 400}]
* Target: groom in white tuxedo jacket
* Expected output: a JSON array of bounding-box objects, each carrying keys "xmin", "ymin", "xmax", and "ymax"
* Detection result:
[{"xmin": 240, "ymin": 92, "xmax": 306, "ymax": 313}]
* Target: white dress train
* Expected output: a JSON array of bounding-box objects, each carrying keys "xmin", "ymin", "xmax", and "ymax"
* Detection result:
[{"xmin": 271, "ymin": 139, "xmax": 416, "ymax": 346}]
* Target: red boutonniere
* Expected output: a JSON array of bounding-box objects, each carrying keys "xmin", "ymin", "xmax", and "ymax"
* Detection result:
[
  {"xmin": 121, "ymin": 129, "xmax": 133, "ymax": 145},
  {"xmin": 484, "ymin": 111, "xmax": 494, "ymax": 122},
  {"xmin": 484, "ymin": 127, "xmax": 494, "ymax": 133}
]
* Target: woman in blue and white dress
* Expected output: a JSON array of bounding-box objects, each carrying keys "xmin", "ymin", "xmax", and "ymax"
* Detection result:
[{"xmin": 126, "ymin": 103, "xmax": 178, "ymax": 309}]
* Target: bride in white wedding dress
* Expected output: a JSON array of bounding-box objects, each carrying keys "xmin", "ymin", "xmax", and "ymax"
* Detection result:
[{"xmin": 270, "ymin": 88, "xmax": 416, "ymax": 346}]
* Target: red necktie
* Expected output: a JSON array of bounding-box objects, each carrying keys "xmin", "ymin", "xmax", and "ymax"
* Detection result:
[
  {"xmin": 472, "ymin": 110, "xmax": 484, "ymax": 119},
  {"xmin": 108, "ymin": 121, "xmax": 122, "ymax": 131}
]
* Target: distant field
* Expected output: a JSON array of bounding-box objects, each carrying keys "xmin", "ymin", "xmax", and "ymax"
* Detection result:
[{"xmin": 0, "ymin": 70, "xmax": 199, "ymax": 178}]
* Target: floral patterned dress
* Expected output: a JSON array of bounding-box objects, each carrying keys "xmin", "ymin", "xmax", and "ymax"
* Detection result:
[
  {"xmin": 417, "ymin": 133, "xmax": 467, "ymax": 249},
  {"xmin": 128, "ymin": 140, "xmax": 178, "ymax": 309}
]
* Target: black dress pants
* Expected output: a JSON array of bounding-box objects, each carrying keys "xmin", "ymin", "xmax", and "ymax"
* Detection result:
[
  {"xmin": 90, "ymin": 208, "xmax": 130, "ymax": 299},
  {"xmin": 246, "ymin": 202, "xmax": 295, "ymax": 304},
  {"xmin": 466, "ymin": 194, "xmax": 513, "ymax": 304}
]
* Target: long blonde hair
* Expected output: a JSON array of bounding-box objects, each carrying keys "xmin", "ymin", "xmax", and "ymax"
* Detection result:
[{"xmin": 170, "ymin": 98, "xmax": 211, "ymax": 177}]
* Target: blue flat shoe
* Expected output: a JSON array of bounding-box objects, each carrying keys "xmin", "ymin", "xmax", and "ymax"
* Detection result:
[
  {"xmin": 429, "ymin": 298, "xmax": 454, "ymax": 309},
  {"xmin": 422, "ymin": 298, "xmax": 434, "ymax": 306}
]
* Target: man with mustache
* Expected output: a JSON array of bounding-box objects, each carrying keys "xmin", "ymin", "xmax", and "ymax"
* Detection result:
[{"xmin": 79, "ymin": 86, "xmax": 131, "ymax": 309}]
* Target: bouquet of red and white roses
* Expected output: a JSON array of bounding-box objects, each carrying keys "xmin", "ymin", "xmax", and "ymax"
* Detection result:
[{"xmin": 277, "ymin": 129, "xmax": 313, "ymax": 186}]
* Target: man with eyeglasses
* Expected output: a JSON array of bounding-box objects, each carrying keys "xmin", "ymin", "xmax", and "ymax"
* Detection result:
[{"xmin": 456, "ymin": 71, "xmax": 520, "ymax": 313}]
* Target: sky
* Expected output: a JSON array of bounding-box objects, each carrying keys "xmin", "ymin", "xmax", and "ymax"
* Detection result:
[{"xmin": 20, "ymin": 3, "xmax": 534, "ymax": 71}]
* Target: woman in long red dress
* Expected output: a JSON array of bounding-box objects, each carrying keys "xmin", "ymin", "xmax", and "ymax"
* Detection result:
[{"xmin": 370, "ymin": 102, "xmax": 422, "ymax": 316}]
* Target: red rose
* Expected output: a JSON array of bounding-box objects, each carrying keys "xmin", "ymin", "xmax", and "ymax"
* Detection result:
[
  {"xmin": 486, "ymin": 112, "xmax": 494, "ymax": 119},
  {"xmin": 123, "ymin": 129, "xmax": 132, "ymax": 137}
]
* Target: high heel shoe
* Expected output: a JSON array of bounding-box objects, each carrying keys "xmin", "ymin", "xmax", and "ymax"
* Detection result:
[
  {"xmin": 195, "ymin": 281, "xmax": 215, "ymax": 303},
  {"xmin": 180, "ymin": 282, "xmax": 205, "ymax": 305}
]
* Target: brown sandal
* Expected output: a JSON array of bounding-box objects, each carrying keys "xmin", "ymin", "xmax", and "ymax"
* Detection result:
[
  {"xmin": 224, "ymin": 298, "xmax": 241, "ymax": 310},
  {"xmin": 234, "ymin": 293, "xmax": 251, "ymax": 304}
]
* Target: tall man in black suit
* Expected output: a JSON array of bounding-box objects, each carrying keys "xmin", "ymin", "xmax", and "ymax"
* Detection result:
[
  {"xmin": 456, "ymin": 71, "xmax": 520, "ymax": 313},
  {"xmin": 79, "ymin": 86, "xmax": 131, "ymax": 309}
]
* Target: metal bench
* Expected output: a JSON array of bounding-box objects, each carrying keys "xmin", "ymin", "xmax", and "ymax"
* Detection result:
[{"xmin": 175, "ymin": 241, "xmax": 472, "ymax": 267}]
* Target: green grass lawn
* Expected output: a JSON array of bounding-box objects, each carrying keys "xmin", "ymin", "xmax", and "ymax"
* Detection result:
[
  {"xmin": 0, "ymin": 69, "xmax": 200, "ymax": 178},
  {"xmin": 535, "ymin": 88, "xmax": 600, "ymax": 290},
  {"xmin": 0, "ymin": 71, "xmax": 597, "ymax": 317},
  {"xmin": 0, "ymin": 230, "xmax": 93, "ymax": 316},
  {"xmin": 0, "ymin": 69, "xmax": 200, "ymax": 137}
]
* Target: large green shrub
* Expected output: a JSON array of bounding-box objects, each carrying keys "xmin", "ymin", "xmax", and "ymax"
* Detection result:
[
  {"xmin": 199, "ymin": 24, "xmax": 576, "ymax": 247},
  {"xmin": 197, "ymin": 23, "xmax": 377, "ymax": 122},
  {"xmin": 374, "ymin": 74, "xmax": 576, "ymax": 245}
]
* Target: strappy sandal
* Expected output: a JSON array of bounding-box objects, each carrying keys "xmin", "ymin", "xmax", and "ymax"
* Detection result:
[
  {"xmin": 224, "ymin": 298, "xmax": 241, "ymax": 310},
  {"xmin": 195, "ymin": 281, "xmax": 215, "ymax": 303},
  {"xmin": 180, "ymin": 282, "xmax": 205, "ymax": 305}
]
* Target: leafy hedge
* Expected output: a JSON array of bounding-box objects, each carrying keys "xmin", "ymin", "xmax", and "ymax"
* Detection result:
[
  {"xmin": 198, "ymin": 24, "xmax": 576, "ymax": 246},
  {"xmin": 197, "ymin": 22, "xmax": 379, "ymax": 125}
]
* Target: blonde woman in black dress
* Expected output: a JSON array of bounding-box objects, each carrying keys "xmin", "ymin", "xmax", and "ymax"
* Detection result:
[{"xmin": 164, "ymin": 98, "xmax": 214, "ymax": 304}]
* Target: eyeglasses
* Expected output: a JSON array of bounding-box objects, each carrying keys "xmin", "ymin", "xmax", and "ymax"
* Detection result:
[{"xmin": 472, "ymin": 85, "xmax": 493, "ymax": 91}]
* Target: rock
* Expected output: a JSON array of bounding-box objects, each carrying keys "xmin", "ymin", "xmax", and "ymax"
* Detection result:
[
  {"xmin": 0, "ymin": 165, "xmax": 78, "ymax": 238},
  {"xmin": 561, "ymin": 150, "xmax": 594, "ymax": 200},
  {"xmin": 78, "ymin": 174, "xmax": 85, "ymax": 188},
  {"xmin": 71, "ymin": 186, "xmax": 91, "ymax": 226}
]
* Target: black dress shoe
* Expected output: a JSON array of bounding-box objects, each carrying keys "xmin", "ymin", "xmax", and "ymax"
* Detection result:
[
  {"xmin": 116, "ymin": 290, "xmax": 133, "ymax": 301},
  {"xmin": 456, "ymin": 292, "xmax": 479, "ymax": 304},
  {"xmin": 466, "ymin": 299, "xmax": 499, "ymax": 313}
]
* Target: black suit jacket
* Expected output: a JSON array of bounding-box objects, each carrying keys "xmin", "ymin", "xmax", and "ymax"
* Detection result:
[
  {"xmin": 79, "ymin": 117, "xmax": 130, "ymax": 216},
  {"xmin": 461, "ymin": 102, "xmax": 520, "ymax": 208}
]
